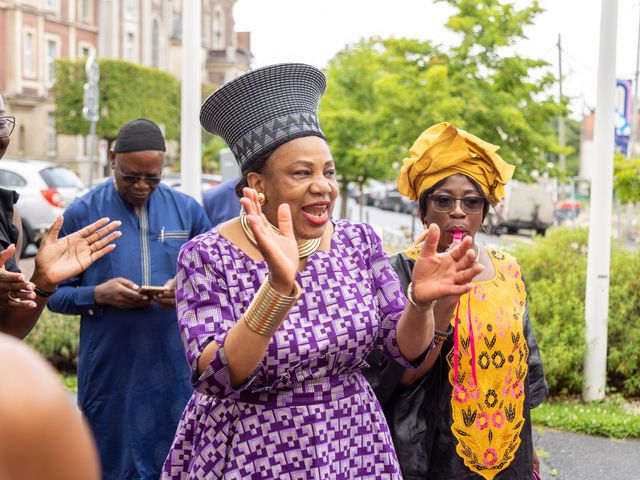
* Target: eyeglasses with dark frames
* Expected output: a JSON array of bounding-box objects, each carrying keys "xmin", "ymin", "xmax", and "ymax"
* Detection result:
[
  {"xmin": 428, "ymin": 194, "xmax": 486, "ymax": 214},
  {"xmin": 115, "ymin": 165, "xmax": 163, "ymax": 186},
  {"xmin": 0, "ymin": 116, "xmax": 16, "ymax": 139}
]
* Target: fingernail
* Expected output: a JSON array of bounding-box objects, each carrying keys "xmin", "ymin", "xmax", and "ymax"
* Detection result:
[
  {"xmin": 18, "ymin": 275, "xmax": 25, "ymax": 282},
  {"xmin": 104, "ymin": 217, "xmax": 110, "ymax": 221},
  {"xmin": 133, "ymin": 284, "xmax": 139, "ymax": 290}
]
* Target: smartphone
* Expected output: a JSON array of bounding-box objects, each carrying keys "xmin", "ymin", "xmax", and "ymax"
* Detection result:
[{"xmin": 137, "ymin": 285, "xmax": 168, "ymax": 297}]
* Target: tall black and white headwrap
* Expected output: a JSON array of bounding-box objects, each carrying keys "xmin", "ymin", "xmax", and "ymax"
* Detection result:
[{"xmin": 200, "ymin": 63, "xmax": 326, "ymax": 167}]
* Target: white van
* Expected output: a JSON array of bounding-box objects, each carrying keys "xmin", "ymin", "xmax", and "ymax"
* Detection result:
[{"xmin": 486, "ymin": 178, "xmax": 555, "ymax": 235}]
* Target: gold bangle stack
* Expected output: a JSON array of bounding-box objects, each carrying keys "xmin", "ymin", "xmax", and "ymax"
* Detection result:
[
  {"xmin": 244, "ymin": 276, "xmax": 302, "ymax": 336},
  {"xmin": 406, "ymin": 282, "xmax": 435, "ymax": 312}
]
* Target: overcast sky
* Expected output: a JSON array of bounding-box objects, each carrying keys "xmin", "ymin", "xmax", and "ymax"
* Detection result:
[{"xmin": 234, "ymin": 0, "xmax": 639, "ymax": 119}]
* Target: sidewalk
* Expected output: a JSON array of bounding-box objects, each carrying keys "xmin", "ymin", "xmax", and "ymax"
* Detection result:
[{"xmin": 533, "ymin": 427, "xmax": 640, "ymax": 479}]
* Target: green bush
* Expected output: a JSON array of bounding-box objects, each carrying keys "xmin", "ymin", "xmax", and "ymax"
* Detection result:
[
  {"xmin": 513, "ymin": 227, "xmax": 640, "ymax": 396},
  {"xmin": 25, "ymin": 310, "xmax": 80, "ymax": 374}
]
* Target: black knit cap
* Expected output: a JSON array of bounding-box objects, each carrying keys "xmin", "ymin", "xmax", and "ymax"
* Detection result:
[
  {"xmin": 200, "ymin": 63, "xmax": 326, "ymax": 166},
  {"xmin": 113, "ymin": 118, "xmax": 166, "ymax": 153}
]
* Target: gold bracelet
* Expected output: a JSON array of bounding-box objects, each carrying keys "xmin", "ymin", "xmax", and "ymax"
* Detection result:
[
  {"xmin": 243, "ymin": 277, "xmax": 301, "ymax": 336},
  {"xmin": 406, "ymin": 282, "xmax": 435, "ymax": 312}
]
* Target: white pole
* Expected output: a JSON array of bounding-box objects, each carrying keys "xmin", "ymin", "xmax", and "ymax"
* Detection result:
[
  {"xmin": 583, "ymin": 0, "xmax": 618, "ymax": 402},
  {"xmin": 180, "ymin": 0, "xmax": 202, "ymax": 202}
]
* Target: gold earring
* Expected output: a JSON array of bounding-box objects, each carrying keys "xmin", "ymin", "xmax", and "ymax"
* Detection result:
[{"xmin": 258, "ymin": 192, "xmax": 266, "ymax": 205}]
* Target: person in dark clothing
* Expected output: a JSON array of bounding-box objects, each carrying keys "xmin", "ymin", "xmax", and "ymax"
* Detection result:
[{"xmin": 364, "ymin": 122, "xmax": 548, "ymax": 480}]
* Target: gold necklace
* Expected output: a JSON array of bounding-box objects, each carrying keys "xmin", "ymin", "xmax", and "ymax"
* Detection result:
[{"xmin": 240, "ymin": 210, "xmax": 321, "ymax": 259}]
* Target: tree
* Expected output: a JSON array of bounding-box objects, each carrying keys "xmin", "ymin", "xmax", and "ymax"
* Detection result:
[
  {"xmin": 614, "ymin": 152, "xmax": 640, "ymax": 204},
  {"xmin": 54, "ymin": 59, "xmax": 181, "ymax": 143},
  {"xmin": 440, "ymin": 0, "xmax": 567, "ymax": 179},
  {"xmin": 201, "ymin": 135, "xmax": 228, "ymax": 173},
  {"xmin": 320, "ymin": 0, "xmax": 567, "ymax": 217}
]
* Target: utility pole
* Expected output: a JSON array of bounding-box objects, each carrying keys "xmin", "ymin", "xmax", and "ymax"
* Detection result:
[
  {"xmin": 558, "ymin": 34, "xmax": 566, "ymax": 174},
  {"xmin": 583, "ymin": 0, "xmax": 618, "ymax": 402},
  {"xmin": 625, "ymin": 4, "xmax": 640, "ymax": 241},
  {"xmin": 82, "ymin": 54, "xmax": 99, "ymax": 187},
  {"xmin": 180, "ymin": 0, "xmax": 202, "ymax": 202},
  {"xmin": 631, "ymin": 4, "xmax": 640, "ymax": 159}
]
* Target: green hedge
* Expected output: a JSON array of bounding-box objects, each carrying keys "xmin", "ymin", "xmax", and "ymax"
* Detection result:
[
  {"xmin": 514, "ymin": 227, "xmax": 640, "ymax": 396},
  {"xmin": 25, "ymin": 310, "xmax": 80, "ymax": 374}
]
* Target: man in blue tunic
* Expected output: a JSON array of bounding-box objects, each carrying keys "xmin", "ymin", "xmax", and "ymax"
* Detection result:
[{"xmin": 48, "ymin": 118, "xmax": 211, "ymax": 480}]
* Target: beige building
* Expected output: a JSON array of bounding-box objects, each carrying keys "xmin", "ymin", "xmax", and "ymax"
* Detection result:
[{"xmin": 0, "ymin": 0, "xmax": 251, "ymax": 179}]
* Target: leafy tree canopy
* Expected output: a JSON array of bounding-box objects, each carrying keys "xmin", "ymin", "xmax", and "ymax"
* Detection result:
[
  {"xmin": 320, "ymin": 0, "xmax": 568, "ymax": 197},
  {"xmin": 614, "ymin": 152, "xmax": 640, "ymax": 204}
]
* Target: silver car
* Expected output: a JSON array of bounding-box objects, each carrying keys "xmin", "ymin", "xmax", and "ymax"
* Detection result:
[{"xmin": 0, "ymin": 159, "xmax": 86, "ymax": 253}]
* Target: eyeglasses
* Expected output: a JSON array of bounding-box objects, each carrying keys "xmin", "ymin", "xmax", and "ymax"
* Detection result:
[
  {"xmin": 120, "ymin": 173, "xmax": 163, "ymax": 186},
  {"xmin": 429, "ymin": 194, "xmax": 486, "ymax": 214},
  {"xmin": 116, "ymin": 166, "xmax": 163, "ymax": 186},
  {"xmin": 0, "ymin": 116, "xmax": 16, "ymax": 138}
]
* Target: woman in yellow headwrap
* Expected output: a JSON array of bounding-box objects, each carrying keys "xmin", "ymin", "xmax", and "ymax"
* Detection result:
[{"xmin": 364, "ymin": 122, "xmax": 548, "ymax": 480}]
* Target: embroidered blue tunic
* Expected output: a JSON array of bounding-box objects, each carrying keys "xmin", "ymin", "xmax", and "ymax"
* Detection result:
[{"xmin": 48, "ymin": 180, "xmax": 211, "ymax": 480}]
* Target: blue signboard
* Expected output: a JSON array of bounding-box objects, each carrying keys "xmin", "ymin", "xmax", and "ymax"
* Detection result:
[{"xmin": 615, "ymin": 79, "xmax": 632, "ymax": 155}]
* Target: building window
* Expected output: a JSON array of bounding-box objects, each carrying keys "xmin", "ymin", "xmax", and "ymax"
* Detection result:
[
  {"xmin": 24, "ymin": 32, "xmax": 34, "ymax": 76},
  {"xmin": 45, "ymin": 0, "xmax": 58, "ymax": 11},
  {"xmin": 81, "ymin": 0, "xmax": 91, "ymax": 22},
  {"xmin": 45, "ymin": 39, "xmax": 59, "ymax": 87},
  {"xmin": 125, "ymin": 0, "xmax": 135, "ymax": 18},
  {"xmin": 212, "ymin": 8, "xmax": 224, "ymax": 49},
  {"xmin": 47, "ymin": 114, "xmax": 57, "ymax": 155},
  {"xmin": 125, "ymin": 33, "xmax": 134, "ymax": 61},
  {"xmin": 80, "ymin": 46, "xmax": 91, "ymax": 58},
  {"xmin": 152, "ymin": 20, "xmax": 160, "ymax": 68}
]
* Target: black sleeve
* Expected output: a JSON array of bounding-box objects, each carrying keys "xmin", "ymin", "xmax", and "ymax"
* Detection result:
[
  {"xmin": 522, "ymin": 277, "xmax": 548, "ymax": 408},
  {"xmin": 0, "ymin": 189, "xmax": 21, "ymax": 273},
  {"xmin": 362, "ymin": 253, "xmax": 415, "ymax": 406}
]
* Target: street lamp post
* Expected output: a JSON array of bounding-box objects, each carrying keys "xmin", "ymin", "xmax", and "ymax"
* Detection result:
[
  {"xmin": 82, "ymin": 55, "xmax": 100, "ymax": 187},
  {"xmin": 583, "ymin": 0, "xmax": 618, "ymax": 402},
  {"xmin": 180, "ymin": 0, "xmax": 202, "ymax": 202}
]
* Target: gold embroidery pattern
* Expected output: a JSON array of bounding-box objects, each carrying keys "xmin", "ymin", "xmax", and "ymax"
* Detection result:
[{"xmin": 447, "ymin": 248, "xmax": 528, "ymax": 480}]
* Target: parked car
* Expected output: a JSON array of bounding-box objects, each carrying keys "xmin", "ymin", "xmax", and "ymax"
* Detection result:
[
  {"xmin": 378, "ymin": 189, "xmax": 417, "ymax": 214},
  {"xmin": 162, "ymin": 172, "xmax": 222, "ymax": 192},
  {"xmin": 554, "ymin": 199, "xmax": 581, "ymax": 223},
  {"xmin": 0, "ymin": 159, "xmax": 87, "ymax": 253}
]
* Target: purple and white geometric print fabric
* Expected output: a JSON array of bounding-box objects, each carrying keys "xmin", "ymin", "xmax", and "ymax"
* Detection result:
[{"xmin": 161, "ymin": 220, "xmax": 414, "ymax": 479}]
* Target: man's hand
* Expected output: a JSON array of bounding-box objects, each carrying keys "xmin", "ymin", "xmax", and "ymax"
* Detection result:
[
  {"xmin": 0, "ymin": 244, "xmax": 36, "ymax": 309},
  {"xmin": 156, "ymin": 277, "xmax": 176, "ymax": 309},
  {"xmin": 94, "ymin": 278, "xmax": 151, "ymax": 309}
]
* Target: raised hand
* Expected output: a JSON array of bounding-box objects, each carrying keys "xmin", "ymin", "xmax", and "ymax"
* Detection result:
[
  {"xmin": 33, "ymin": 216, "xmax": 122, "ymax": 289},
  {"xmin": 240, "ymin": 188, "xmax": 298, "ymax": 293},
  {"xmin": 0, "ymin": 244, "xmax": 36, "ymax": 309},
  {"xmin": 410, "ymin": 224, "xmax": 483, "ymax": 305}
]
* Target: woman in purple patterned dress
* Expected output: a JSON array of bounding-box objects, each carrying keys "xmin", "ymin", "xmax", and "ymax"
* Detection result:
[{"xmin": 161, "ymin": 64, "xmax": 484, "ymax": 480}]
